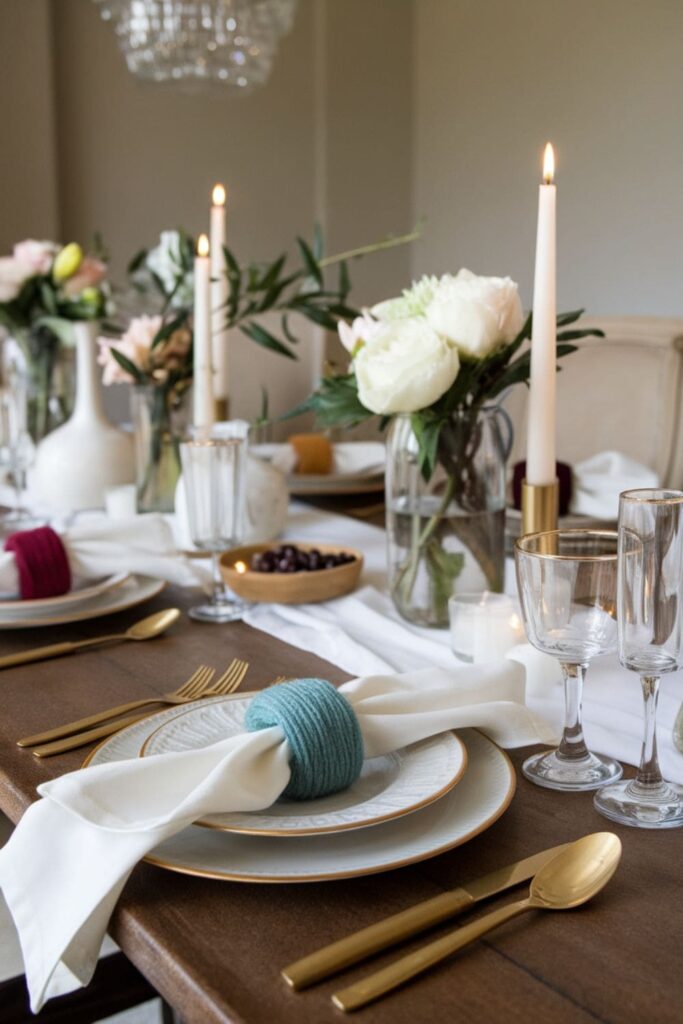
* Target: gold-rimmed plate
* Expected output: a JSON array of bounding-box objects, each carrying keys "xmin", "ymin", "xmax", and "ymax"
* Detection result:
[
  {"xmin": 139, "ymin": 694, "xmax": 467, "ymax": 837},
  {"xmin": 0, "ymin": 575, "xmax": 165, "ymax": 628},
  {"xmin": 84, "ymin": 700, "xmax": 515, "ymax": 884}
]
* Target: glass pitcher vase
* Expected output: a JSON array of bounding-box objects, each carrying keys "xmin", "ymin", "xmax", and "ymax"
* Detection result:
[{"xmin": 386, "ymin": 404, "xmax": 512, "ymax": 627}]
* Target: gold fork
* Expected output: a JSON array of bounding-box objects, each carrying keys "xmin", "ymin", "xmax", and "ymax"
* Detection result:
[
  {"xmin": 29, "ymin": 659, "xmax": 250, "ymax": 758},
  {"xmin": 18, "ymin": 665, "xmax": 217, "ymax": 748}
]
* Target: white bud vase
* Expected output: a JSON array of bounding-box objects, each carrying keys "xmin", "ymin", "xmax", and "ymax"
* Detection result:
[{"xmin": 33, "ymin": 321, "xmax": 134, "ymax": 513}]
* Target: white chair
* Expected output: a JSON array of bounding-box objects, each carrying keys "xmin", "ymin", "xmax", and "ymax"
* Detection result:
[{"xmin": 505, "ymin": 316, "xmax": 683, "ymax": 487}]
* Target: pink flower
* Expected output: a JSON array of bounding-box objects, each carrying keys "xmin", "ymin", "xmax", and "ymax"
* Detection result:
[
  {"xmin": 13, "ymin": 239, "xmax": 58, "ymax": 276},
  {"xmin": 63, "ymin": 257, "xmax": 107, "ymax": 298},
  {"xmin": 0, "ymin": 257, "xmax": 31, "ymax": 302},
  {"xmin": 98, "ymin": 314, "xmax": 163, "ymax": 385}
]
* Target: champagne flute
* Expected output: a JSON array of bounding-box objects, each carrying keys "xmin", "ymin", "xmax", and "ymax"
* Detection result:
[
  {"xmin": 515, "ymin": 530, "xmax": 623, "ymax": 790},
  {"xmin": 595, "ymin": 489, "xmax": 683, "ymax": 828},
  {"xmin": 180, "ymin": 435, "xmax": 247, "ymax": 623}
]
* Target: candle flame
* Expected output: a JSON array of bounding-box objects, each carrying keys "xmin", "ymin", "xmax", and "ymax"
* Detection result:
[
  {"xmin": 543, "ymin": 142, "xmax": 555, "ymax": 184},
  {"xmin": 212, "ymin": 183, "xmax": 226, "ymax": 206},
  {"xmin": 197, "ymin": 233, "xmax": 210, "ymax": 257},
  {"xmin": 234, "ymin": 560, "xmax": 247, "ymax": 574}
]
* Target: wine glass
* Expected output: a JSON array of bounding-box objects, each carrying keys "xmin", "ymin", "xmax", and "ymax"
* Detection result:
[
  {"xmin": 594, "ymin": 489, "xmax": 683, "ymax": 828},
  {"xmin": 515, "ymin": 529, "xmax": 623, "ymax": 790},
  {"xmin": 180, "ymin": 435, "xmax": 247, "ymax": 623}
]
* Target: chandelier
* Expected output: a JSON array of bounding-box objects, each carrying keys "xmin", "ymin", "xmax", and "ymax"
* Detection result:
[{"xmin": 94, "ymin": 1, "xmax": 298, "ymax": 93}]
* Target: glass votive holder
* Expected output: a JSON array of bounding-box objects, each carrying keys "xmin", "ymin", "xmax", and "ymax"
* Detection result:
[{"xmin": 449, "ymin": 592, "xmax": 525, "ymax": 664}]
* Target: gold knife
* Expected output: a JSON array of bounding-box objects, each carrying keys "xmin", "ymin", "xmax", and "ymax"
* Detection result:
[
  {"xmin": 30, "ymin": 711, "xmax": 153, "ymax": 757},
  {"xmin": 281, "ymin": 843, "xmax": 571, "ymax": 990}
]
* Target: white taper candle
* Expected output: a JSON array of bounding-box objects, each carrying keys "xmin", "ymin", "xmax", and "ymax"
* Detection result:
[
  {"xmin": 193, "ymin": 233, "xmax": 214, "ymax": 430},
  {"xmin": 210, "ymin": 184, "xmax": 229, "ymax": 404},
  {"xmin": 526, "ymin": 142, "xmax": 557, "ymax": 486}
]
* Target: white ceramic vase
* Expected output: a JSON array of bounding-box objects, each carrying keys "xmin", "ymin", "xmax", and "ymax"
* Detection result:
[{"xmin": 32, "ymin": 321, "xmax": 134, "ymax": 514}]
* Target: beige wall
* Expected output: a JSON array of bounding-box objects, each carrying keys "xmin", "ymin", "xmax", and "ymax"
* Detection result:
[
  {"xmin": 413, "ymin": 0, "xmax": 683, "ymax": 317},
  {"xmin": 1, "ymin": 0, "xmax": 413, "ymax": 427}
]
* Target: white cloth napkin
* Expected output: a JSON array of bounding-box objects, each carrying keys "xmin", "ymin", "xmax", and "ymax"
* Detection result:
[
  {"xmin": 253, "ymin": 441, "xmax": 385, "ymax": 477},
  {"xmin": 569, "ymin": 450, "xmax": 659, "ymax": 519},
  {"xmin": 0, "ymin": 666, "xmax": 553, "ymax": 1012},
  {"xmin": 244, "ymin": 585, "xmax": 683, "ymax": 786},
  {"xmin": 0, "ymin": 515, "xmax": 205, "ymax": 597}
]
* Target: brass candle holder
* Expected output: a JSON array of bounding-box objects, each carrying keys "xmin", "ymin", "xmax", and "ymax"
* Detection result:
[
  {"xmin": 214, "ymin": 397, "xmax": 230, "ymax": 422},
  {"xmin": 521, "ymin": 478, "xmax": 559, "ymax": 537}
]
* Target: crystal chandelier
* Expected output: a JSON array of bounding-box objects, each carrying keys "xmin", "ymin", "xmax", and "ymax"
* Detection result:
[{"xmin": 94, "ymin": 1, "xmax": 298, "ymax": 93}]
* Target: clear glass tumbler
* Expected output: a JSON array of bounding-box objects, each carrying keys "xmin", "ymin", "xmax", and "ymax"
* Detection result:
[
  {"xmin": 180, "ymin": 435, "xmax": 247, "ymax": 623},
  {"xmin": 595, "ymin": 489, "xmax": 683, "ymax": 828},
  {"xmin": 515, "ymin": 529, "xmax": 623, "ymax": 791}
]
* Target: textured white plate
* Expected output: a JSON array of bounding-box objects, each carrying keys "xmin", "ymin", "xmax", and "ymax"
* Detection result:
[
  {"xmin": 0, "ymin": 575, "xmax": 165, "ymax": 628},
  {"xmin": 87, "ymin": 702, "xmax": 515, "ymax": 883},
  {"xmin": 141, "ymin": 695, "xmax": 467, "ymax": 836},
  {"xmin": 0, "ymin": 572, "xmax": 130, "ymax": 615}
]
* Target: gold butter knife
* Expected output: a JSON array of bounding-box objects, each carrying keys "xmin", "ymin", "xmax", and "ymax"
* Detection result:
[
  {"xmin": 30, "ymin": 712, "xmax": 153, "ymax": 757},
  {"xmin": 281, "ymin": 842, "xmax": 571, "ymax": 990}
]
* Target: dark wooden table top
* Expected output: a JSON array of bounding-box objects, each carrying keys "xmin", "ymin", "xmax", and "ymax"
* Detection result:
[{"xmin": 0, "ymin": 585, "xmax": 681, "ymax": 1024}]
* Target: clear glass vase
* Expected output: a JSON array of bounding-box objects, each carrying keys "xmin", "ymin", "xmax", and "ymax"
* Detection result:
[
  {"xmin": 1, "ymin": 328, "xmax": 74, "ymax": 443},
  {"xmin": 131, "ymin": 384, "xmax": 189, "ymax": 513},
  {"xmin": 386, "ymin": 406, "xmax": 512, "ymax": 628}
]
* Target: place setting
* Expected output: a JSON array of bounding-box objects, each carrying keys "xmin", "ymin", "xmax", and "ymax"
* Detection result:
[{"xmin": 1, "ymin": 5, "xmax": 683, "ymax": 1021}]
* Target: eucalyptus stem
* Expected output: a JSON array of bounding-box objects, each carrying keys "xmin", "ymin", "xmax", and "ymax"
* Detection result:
[{"xmin": 318, "ymin": 227, "xmax": 422, "ymax": 269}]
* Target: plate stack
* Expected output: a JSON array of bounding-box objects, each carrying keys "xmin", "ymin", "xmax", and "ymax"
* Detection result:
[
  {"xmin": 0, "ymin": 574, "xmax": 164, "ymax": 629},
  {"xmin": 86, "ymin": 693, "xmax": 516, "ymax": 883}
]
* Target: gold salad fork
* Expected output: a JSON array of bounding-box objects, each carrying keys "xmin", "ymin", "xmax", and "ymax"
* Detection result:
[{"xmin": 21, "ymin": 659, "xmax": 250, "ymax": 757}]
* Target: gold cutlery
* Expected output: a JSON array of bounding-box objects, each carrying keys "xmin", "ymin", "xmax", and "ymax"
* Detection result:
[
  {"xmin": 24, "ymin": 658, "xmax": 250, "ymax": 757},
  {"xmin": 0, "ymin": 608, "xmax": 181, "ymax": 671},
  {"xmin": 282, "ymin": 841, "xmax": 572, "ymax": 990},
  {"xmin": 331, "ymin": 832, "xmax": 622, "ymax": 1013}
]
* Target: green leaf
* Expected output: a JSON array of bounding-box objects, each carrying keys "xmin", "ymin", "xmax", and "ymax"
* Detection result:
[
  {"xmin": 297, "ymin": 236, "xmax": 323, "ymax": 286},
  {"xmin": 555, "ymin": 309, "xmax": 584, "ymax": 327},
  {"xmin": 296, "ymin": 305, "xmax": 338, "ymax": 331},
  {"xmin": 556, "ymin": 328, "xmax": 605, "ymax": 342},
  {"xmin": 152, "ymin": 311, "xmax": 188, "ymax": 349},
  {"xmin": 241, "ymin": 321, "xmax": 297, "ymax": 360},
  {"xmin": 425, "ymin": 540, "xmax": 465, "ymax": 618},
  {"xmin": 39, "ymin": 282, "xmax": 58, "ymax": 316},
  {"xmin": 260, "ymin": 254, "xmax": 286, "ymax": 291},
  {"xmin": 338, "ymin": 260, "xmax": 350, "ymax": 300},
  {"xmin": 281, "ymin": 314, "xmax": 299, "ymax": 345},
  {"xmin": 411, "ymin": 412, "xmax": 443, "ymax": 481},
  {"xmin": 283, "ymin": 374, "xmax": 371, "ymax": 428},
  {"xmin": 110, "ymin": 346, "xmax": 145, "ymax": 383},
  {"xmin": 33, "ymin": 316, "xmax": 76, "ymax": 347},
  {"xmin": 127, "ymin": 248, "xmax": 148, "ymax": 275}
]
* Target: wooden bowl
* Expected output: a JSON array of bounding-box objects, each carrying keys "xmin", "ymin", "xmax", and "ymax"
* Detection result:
[{"xmin": 220, "ymin": 542, "xmax": 364, "ymax": 604}]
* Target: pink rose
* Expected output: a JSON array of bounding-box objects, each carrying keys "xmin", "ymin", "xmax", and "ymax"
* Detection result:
[
  {"xmin": 98, "ymin": 314, "xmax": 163, "ymax": 385},
  {"xmin": 13, "ymin": 239, "xmax": 59, "ymax": 276},
  {"xmin": 63, "ymin": 257, "xmax": 107, "ymax": 298},
  {"xmin": 0, "ymin": 257, "xmax": 31, "ymax": 302}
]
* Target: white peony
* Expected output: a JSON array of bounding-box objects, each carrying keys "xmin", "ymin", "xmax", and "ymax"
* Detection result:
[
  {"xmin": 371, "ymin": 275, "xmax": 440, "ymax": 322},
  {"xmin": 425, "ymin": 269, "xmax": 524, "ymax": 358},
  {"xmin": 355, "ymin": 317, "xmax": 460, "ymax": 415},
  {"xmin": 0, "ymin": 257, "xmax": 31, "ymax": 302},
  {"xmin": 337, "ymin": 311, "xmax": 380, "ymax": 354}
]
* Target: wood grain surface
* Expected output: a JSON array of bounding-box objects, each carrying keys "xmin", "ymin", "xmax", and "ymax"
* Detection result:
[{"xmin": 0, "ymin": 586, "xmax": 680, "ymax": 1024}]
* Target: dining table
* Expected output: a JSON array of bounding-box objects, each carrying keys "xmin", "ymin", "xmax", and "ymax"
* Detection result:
[{"xmin": 0, "ymin": 525, "xmax": 681, "ymax": 1024}]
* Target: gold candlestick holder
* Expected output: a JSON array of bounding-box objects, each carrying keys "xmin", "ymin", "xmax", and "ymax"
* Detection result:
[
  {"xmin": 214, "ymin": 397, "xmax": 230, "ymax": 422},
  {"xmin": 521, "ymin": 478, "xmax": 559, "ymax": 537}
]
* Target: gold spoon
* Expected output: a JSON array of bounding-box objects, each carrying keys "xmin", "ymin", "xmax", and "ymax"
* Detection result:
[
  {"xmin": 0, "ymin": 608, "xmax": 181, "ymax": 670},
  {"xmin": 332, "ymin": 832, "xmax": 622, "ymax": 1013}
]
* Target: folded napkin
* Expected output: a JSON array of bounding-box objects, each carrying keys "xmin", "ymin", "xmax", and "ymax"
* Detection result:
[
  {"xmin": 244, "ymin": 585, "xmax": 683, "ymax": 786},
  {"xmin": 0, "ymin": 515, "xmax": 204, "ymax": 598},
  {"xmin": 0, "ymin": 667, "xmax": 553, "ymax": 1011},
  {"xmin": 569, "ymin": 450, "xmax": 659, "ymax": 519},
  {"xmin": 253, "ymin": 441, "xmax": 385, "ymax": 478}
]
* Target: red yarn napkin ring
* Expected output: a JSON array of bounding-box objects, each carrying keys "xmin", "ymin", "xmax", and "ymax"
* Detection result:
[{"xmin": 4, "ymin": 526, "xmax": 72, "ymax": 600}]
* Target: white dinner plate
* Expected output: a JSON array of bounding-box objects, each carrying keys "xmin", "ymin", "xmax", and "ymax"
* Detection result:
[
  {"xmin": 253, "ymin": 441, "xmax": 385, "ymax": 497},
  {"xmin": 0, "ymin": 572, "xmax": 130, "ymax": 614},
  {"xmin": 140, "ymin": 695, "xmax": 468, "ymax": 836},
  {"xmin": 0, "ymin": 574, "xmax": 165, "ymax": 628},
  {"xmin": 86, "ymin": 701, "xmax": 515, "ymax": 883}
]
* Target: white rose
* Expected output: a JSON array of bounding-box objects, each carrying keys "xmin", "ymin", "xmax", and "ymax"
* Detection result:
[
  {"xmin": 0, "ymin": 257, "xmax": 31, "ymax": 302},
  {"xmin": 425, "ymin": 268, "xmax": 524, "ymax": 358},
  {"xmin": 13, "ymin": 239, "xmax": 59, "ymax": 276},
  {"xmin": 337, "ymin": 311, "xmax": 380, "ymax": 354},
  {"xmin": 355, "ymin": 317, "xmax": 460, "ymax": 415}
]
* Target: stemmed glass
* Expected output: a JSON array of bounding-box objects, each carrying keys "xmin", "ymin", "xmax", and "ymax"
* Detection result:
[
  {"xmin": 515, "ymin": 530, "xmax": 623, "ymax": 790},
  {"xmin": 180, "ymin": 434, "xmax": 247, "ymax": 623},
  {"xmin": 595, "ymin": 489, "xmax": 683, "ymax": 828}
]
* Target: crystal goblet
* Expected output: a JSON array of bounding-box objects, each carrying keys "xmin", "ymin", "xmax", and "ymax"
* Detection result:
[{"xmin": 515, "ymin": 529, "xmax": 623, "ymax": 791}]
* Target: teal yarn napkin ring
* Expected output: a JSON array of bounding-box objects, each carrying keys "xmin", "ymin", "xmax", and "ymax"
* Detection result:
[{"xmin": 244, "ymin": 678, "xmax": 364, "ymax": 801}]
